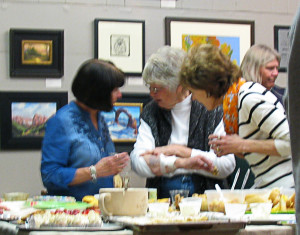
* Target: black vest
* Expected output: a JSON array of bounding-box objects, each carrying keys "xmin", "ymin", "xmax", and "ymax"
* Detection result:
[{"xmin": 141, "ymin": 99, "xmax": 228, "ymax": 197}]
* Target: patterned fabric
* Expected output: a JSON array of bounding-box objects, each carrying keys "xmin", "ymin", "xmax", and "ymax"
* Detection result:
[
  {"xmin": 41, "ymin": 101, "xmax": 115, "ymax": 201},
  {"xmin": 238, "ymin": 82, "xmax": 294, "ymax": 189},
  {"xmin": 223, "ymin": 78, "xmax": 246, "ymax": 134},
  {"xmin": 141, "ymin": 100, "xmax": 227, "ymax": 197}
]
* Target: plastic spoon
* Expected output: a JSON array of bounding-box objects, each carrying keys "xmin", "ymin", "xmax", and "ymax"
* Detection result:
[
  {"xmin": 231, "ymin": 168, "xmax": 240, "ymax": 191},
  {"xmin": 241, "ymin": 169, "xmax": 250, "ymax": 190},
  {"xmin": 215, "ymin": 184, "xmax": 225, "ymax": 202}
]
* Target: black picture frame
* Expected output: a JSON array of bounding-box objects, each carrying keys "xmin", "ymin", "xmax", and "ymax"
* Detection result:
[
  {"xmin": 10, "ymin": 28, "xmax": 64, "ymax": 78},
  {"xmin": 274, "ymin": 25, "xmax": 290, "ymax": 72},
  {"xmin": 94, "ymin": 19, "xmax": 145, "ymax": 76},
  {"xmin": 113, "ymin": 93, "xmax": 151, "ymax": 153},
  {"xmin": 0, "ymin": 91, "xmax": 68, "ymax": 150},
  {"xmin": 165, "ymin": 17, "xmax": 254, "ymax": 65}
]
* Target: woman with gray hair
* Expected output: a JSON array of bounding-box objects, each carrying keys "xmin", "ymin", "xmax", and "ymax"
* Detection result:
[
  {"xmin": 130, "ymin": 46, "xmax": 235, "ymax": 198},
  {"xmin": 241, "ymin": 44, "xmax": 285, "ymax": 104}
]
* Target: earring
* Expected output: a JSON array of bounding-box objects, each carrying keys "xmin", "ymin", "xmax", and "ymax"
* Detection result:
[{"xmin": 207, "ymin": 92, "xmax": 211, "ymax": 98}]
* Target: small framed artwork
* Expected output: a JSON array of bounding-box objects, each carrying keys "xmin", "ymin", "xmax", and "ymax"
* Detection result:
[
  {"xmin": 94, "ymin": 19, "xmax": 145, "ymax": 76},
  {"xmin": 165, "ymin": 17, "xmax": 254, "ymax": 65},
  {"xmin": 10, "ymin": 28, "xmax": 64, "ymax": 78},
  {"xmin": 102, "ymin": 102, "xmax": 143, "ymax": 143},
  {"xmin": 0, "ymin": 91, "xmax": 68, "ymax": 150},
  {"xmin": 274, "ymin": 25, "xmax": 290, "ymax": 72}
]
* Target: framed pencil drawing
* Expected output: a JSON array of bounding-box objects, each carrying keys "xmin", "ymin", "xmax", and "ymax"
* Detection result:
[
  {"xmin": 102, "ymin": 102, "xmax": 143, "ymax": 143},
  {"xmin": 165, "ymin": 17, "xmax": 254, "ymax": 65},
  {"xmin": 94, "ymin": 19, "xmax": 145, "ymax": 76},
  {"xmin": 10, "ymin": 29, "xmax": 64, "ymax": 78},
  {"xmin": 0, "ymin": 91, "xmax": 68, "ymax": 150},
  {"xmin": 274, "ymin": 25, "xmax": 290, "ymax": 72}
]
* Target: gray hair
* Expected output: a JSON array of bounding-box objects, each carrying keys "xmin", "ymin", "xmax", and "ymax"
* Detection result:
[
  {"xmin": 142, "ymin": 46, "xmax": 186, "ymax": 91},
  {"xmin": 240, "ymin": 44, "xmax": 281, "ymax": 84}
]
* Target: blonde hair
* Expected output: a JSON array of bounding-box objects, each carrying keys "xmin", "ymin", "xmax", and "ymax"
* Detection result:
[{"xmin": 240, "ymin": 44, "xmax": 281, "ymax": 83}]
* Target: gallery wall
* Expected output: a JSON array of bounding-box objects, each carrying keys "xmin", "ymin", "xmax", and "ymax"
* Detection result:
[{"xmin": 0, "ymin": 0, "xmax": 299, "ymax": 197}]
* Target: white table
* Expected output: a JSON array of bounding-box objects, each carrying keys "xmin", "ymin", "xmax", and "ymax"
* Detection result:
[{"xmin": 0, "ymin": 221, "xmax": 296, "ymax": 235}]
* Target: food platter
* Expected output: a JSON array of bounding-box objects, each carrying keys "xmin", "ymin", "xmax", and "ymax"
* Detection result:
[
  {"xmin": 26, "ymin": 201, "xmax": 91, "ymax": 210},
  {"xmin": 108, "ymin": 214, "xmax": 247, "ymax": 232},
  {"xmin": 246, "ymin": 214, "xmax": 296, "ymax": 225},
  {"xmin": 17, "ymin": 222, "xmax": 124, "ymax": 231},
  {"xmin": 0, "ymin": 213, "xmax": 19, "ymax": 222}
]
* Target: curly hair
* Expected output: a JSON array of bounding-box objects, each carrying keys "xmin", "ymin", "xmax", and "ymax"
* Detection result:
[
  {"xmin": 240, "ymin": 44, "xmax": 281, "ymax": 84},
  {"xmin": 180, "ymin": 44, "xmax": 241, "ymax": 98},
  {"xmin": 143, "ymin": 46, "xmax": 186, "ymax": 92}
]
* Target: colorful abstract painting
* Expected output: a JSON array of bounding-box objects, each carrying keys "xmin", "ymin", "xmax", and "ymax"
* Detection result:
[{"xmin": 182, "ymin": 35, "xmax": 240, "ymax": 65}]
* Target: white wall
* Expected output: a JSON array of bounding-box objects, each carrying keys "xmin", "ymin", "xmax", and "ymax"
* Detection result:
[{"xmin": 0, "ymin": 0, "xmax": 299, "ymax": 197}]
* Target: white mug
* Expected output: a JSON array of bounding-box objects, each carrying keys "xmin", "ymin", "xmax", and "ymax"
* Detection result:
[{"xmin": 99, "ymin": 188, "xmax": 148, "ymax": 216}]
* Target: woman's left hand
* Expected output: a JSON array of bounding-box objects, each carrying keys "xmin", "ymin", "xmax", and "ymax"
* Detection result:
[{"xmin": 208, "ymin": 134, "xmax": 245, "ymax": 157}]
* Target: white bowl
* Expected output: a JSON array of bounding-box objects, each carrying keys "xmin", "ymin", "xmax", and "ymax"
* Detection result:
[
  {"xmin": 179, "ymin": 198, "xmax": 202, "ymax": 216},
  {"xmin": 225, "ymin": 203, "xmax": 247, "ymax": 218},
  {"xmin": 250, "ymin": 203, "xmax": 273, "ymax": 219},
  {"xmin": 205, "ymin": 190, "xmax": 245, "ymax": 212},
  {"xmin": 148, "ymin": 202, "xmax": 169, "ymax": 216}
]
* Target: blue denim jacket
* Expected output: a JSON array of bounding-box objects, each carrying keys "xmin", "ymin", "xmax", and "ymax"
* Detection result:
[{"xmin": 41, "ymin": 101, "xmax": 115, "ymax": 200}]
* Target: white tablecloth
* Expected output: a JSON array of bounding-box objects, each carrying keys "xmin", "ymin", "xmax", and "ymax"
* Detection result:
[{"xmin": 0, "ymin": 221, "xmax": 296, "ymax": 235}]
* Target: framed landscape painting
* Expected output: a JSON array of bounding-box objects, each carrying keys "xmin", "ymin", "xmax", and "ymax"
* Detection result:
[
  {"xmin": 102, "ymin": 102, "xmax": 143, "ymax": 143},
  {"xmin": 165, "ymin": 17, "xmax": 254, "ymax": 65},
  {"xmin": 0, "ymin": 92, "xmax": 68, "ymax": 150},
  {"xmin": 10, "ymin": 29, "xmax": 64, "ymax": 78}
]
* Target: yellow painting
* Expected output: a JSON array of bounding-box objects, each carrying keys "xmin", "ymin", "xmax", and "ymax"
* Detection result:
[{"xmin": 22, "ymin": 40, "xmax": 53, "ymax": 65}]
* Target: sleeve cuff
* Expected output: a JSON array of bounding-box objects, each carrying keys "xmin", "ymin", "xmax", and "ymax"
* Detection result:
[
  {"xmin": 159, "ymin": 154, "xmax": 177, "ymax": 174},
  {"xmin": 274, "ymin": 139, "xmax": 291, "ymax": 156}
]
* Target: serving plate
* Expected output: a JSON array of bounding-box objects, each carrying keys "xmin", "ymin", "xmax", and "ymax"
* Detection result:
[
  {"xmin": 245, "ymin": 214, "xmax": 296, "ymax": 225},
  {"xmin": 0, "ymin": 213, "xmax": 19, "ymax": 221},
  {"xmin": 18, "ymin": 222, "xmax": 124, "ymax": 231},
  {"xmin": 26, "ymin": 201, "xmax": 91, "ymax": 210},
  {"xmin": 108, "ymin": 214, "xmax": 246, "ymax": 232}
]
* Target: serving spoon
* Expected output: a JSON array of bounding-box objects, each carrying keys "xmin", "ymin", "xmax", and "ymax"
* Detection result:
[{"xmin": 215, "ymin": 184, "xmax": 225, "ymax": 202}]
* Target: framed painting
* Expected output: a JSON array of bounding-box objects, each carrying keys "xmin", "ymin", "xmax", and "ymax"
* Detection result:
[
  {"xmin": 10, "ymin": 29, "xmax": 64, "ymax": 78},
  {"xmin": 94, "ymin": 19, "xmax": 145, "ymax": 76},
  {"xmin": 274, "ymin": 25, "xmax": 290, "ymax": 72},
  {"xmin": 0, "ymin": 91, "xmax": 68, "ymax": 150},
  {"xmin": 102, "ymin": 102, "xmax": 143, "ymax": 143},
  {"xmin": 165, "ymin": 17, "xmax": 254, "ymax": 65}
]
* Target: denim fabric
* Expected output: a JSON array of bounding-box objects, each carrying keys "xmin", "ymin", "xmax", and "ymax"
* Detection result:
[
  {"xmin": 41, "ymin": 101, "xmax": 115, "ymax": 200},
  {"xmin": 159, "ymin": 175, "xmax": 195, "ymax": 198}
]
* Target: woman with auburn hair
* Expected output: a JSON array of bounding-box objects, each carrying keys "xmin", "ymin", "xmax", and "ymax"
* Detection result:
[{"xmin": 180, "ymin": 44, "xmax": 294, "ymax": 189}]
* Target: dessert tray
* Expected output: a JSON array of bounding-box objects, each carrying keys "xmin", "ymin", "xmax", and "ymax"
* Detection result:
[
  {"xmin": 17, "ymin": 209, "xmax": 124, "ymax": 231},
  {"xmin": 17, "ymin": 222, "xmax": 124, "ymax": 232}
]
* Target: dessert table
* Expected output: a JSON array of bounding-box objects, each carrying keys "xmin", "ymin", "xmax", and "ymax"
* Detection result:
[{"xmin": 0, "ymin": 220, "xmax": 296, "ymax": 235}]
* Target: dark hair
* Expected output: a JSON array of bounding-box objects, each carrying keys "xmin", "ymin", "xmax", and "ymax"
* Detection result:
[
  {"xmin": 180, "ymin": 44, "xmax": 241, "ymax": 98},
  {"xmin": 72, "ymin": 59, "xmax": 125, "ymax": 111}
]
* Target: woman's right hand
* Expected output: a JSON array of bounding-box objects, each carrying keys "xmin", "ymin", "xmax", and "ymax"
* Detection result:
[{"xmin": 95, "ymin": 152, "xmax": 130, "ymax": 177}]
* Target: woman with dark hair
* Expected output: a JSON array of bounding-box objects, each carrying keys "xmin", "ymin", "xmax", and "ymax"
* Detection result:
[
  {"xmin": 41, "ymin": 59, "xmax": 130, "ymax": 200},
  {"xmin": 181, "ymin": 44, "xmax": 293, "ymax": 189}
]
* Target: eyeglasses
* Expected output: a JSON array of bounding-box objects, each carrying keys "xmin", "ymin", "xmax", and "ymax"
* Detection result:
[{"xmin": 148, "ymin": 86, "xmax": 163, "ymax": 94}]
